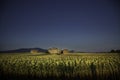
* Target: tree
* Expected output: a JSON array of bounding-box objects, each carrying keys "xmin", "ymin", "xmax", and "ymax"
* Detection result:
[{"xmin": 110, "ymin": 49, "xmax": 115, "ymax": 53}]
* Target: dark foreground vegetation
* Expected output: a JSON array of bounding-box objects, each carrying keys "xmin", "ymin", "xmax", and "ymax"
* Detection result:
[{"xmin": 0, "ymin": 53, "xmax": 120, "ymax": 80}]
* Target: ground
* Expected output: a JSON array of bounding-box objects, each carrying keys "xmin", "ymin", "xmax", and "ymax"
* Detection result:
[{"xmin": 0, "ymin": 53, "xmax": 120, "ymax": 80}]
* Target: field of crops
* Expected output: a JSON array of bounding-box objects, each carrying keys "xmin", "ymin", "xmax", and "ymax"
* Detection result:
[{"xmin": 0, "ymin": 53, "xmax": 120, "ymax": 80}]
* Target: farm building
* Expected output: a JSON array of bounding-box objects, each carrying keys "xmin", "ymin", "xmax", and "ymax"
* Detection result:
[
  {"xmin": 62, "ymin": 49, "xmax": 69, "ymax": 54},
  {"xmin": 30, "ymin": 49, "xmax": 39, "ymax": 54},
  {"xmin": 48, "ymin": 48, "xmax": 69, "ymax": 55},
  {"xmin": 48, "ymin": 47, "xmax": 61, "ymax": 54}
]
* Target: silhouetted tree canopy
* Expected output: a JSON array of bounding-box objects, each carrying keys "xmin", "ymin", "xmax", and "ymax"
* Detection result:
[
  {"xmin": 110, "ymin": 49, "xmax": 115, "ymax": 53},
  {"xmin": 110, "ymin": 49, "xmax": 120, "ymax": 53}
]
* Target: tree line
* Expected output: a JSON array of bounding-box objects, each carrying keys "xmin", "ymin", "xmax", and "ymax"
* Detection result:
[{"xmin": 110, "ymin": 49, "xmax": 120, "ymax": 53}]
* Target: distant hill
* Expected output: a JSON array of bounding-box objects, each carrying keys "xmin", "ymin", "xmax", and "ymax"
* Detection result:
[{"xmin": 0, "ymin": 48, "xmax": 47, "ymax": 53}]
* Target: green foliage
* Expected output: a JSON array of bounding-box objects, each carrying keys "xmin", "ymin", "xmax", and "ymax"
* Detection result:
[{"xmin": 0, "ymin": 53, "xmax": 120, "ymax": 80}]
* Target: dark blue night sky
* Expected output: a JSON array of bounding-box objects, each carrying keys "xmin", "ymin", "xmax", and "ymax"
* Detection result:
[{"xmin": 0, "ymin": 0, "xmax": 120, "ymax": 52}]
